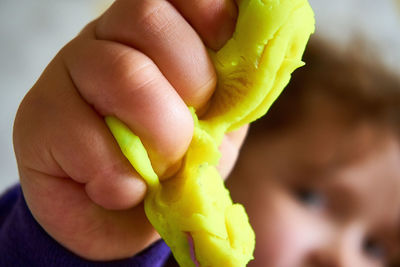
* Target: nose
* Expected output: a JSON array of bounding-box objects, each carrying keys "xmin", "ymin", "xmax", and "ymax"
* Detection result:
[
  {"xmin": 305, "ymin": 223, "xmax": 365, "ymax": 267},
  {"xmin": 307, "ymin": 249, "xmax": 342, "ymax": 267}
]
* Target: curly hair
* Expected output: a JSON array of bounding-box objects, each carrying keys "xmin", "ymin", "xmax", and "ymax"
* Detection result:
[{"xmin": 252, "ymin": 37, "xmax": 400, "ymax": 136}]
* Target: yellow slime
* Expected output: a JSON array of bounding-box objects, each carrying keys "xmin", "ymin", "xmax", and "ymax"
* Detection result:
[{"xmin": 106, "ymin": 0, "xmax": 315, "ymax": 266}]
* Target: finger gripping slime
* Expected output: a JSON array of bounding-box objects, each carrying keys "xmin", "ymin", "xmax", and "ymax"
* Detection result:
[{"xmin": 106, "ymin": 0, "xmax": 315, "ymax": 266}]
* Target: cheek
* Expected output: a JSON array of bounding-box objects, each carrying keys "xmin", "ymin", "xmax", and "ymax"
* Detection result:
[{"xmin": 245, "ymin": 186, "xmax": 322, "ymax": 267}]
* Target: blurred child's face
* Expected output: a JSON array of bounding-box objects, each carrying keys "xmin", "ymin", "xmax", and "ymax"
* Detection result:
[{"xmin": 227, "ymin": 97, "xmax": 400, "ymax": 267}]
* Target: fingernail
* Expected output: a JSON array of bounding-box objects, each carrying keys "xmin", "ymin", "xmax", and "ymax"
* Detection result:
[
  {"xmin": 214, "ymin": 1, "xmax": 238, "ymax": 50},
  {"xmin": 158, "ymin": 159, "xmax": 183, "ymax": 181},
  {"xmin": 196, "ymin": 100, "xmax": 211, "ymax": 118}
]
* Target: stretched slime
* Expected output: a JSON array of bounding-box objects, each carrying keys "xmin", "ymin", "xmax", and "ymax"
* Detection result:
[{"xmin": 106, "ymin": 0, "xmax": 315, "ymax": 266}]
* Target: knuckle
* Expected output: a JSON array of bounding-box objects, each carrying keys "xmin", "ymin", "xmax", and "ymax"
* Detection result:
[
  {"xmin": 102, "ymin": 50, "xmax": 160, "ymax": 110},
  {"xmin": 95, "ymin": 0, "xmax": 177, "ymax": 42},
  {"xmin": 108, "ymin": 49, "xmax": 156, "ymax": 91},
  {"xmin": 136, "ymin": 0, "xmax": 177, "ymax": 37},
  {"xmin": 156, "ymin": 106, "xmax": 194, "ymax": 162},
  {"xmin": 67, "ymin": 41, "xmax": 160, "ymax": 116}
]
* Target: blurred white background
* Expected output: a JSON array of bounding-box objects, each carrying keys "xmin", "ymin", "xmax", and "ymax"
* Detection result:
[{"xmin": 0, "ymin": 0, "xmax": 399, "ymax": 192}]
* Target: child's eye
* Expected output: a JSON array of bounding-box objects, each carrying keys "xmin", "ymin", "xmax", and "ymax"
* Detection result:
[
  {"xmin": 293, "ymin": 187, "xmax": 326, "ymax": 210},
  {"xmin": 363, "ymin": 237, "xmax": 386, "ymax": 261}
]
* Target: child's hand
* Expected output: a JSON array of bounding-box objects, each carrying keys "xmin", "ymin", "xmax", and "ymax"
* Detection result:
[{"xmin": 13, "ymin": 0, "xmax": 246, "ymax": 261}]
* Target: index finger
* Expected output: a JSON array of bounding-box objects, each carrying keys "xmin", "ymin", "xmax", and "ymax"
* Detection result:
[{"xmin": 96, "ymin": 0, "xmax": 217, "ymax": 110}]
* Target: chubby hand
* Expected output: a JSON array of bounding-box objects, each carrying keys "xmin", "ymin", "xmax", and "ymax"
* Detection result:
[{"xmin": 13, "ymin": 0, "xmax": 247, "ymax": 261}]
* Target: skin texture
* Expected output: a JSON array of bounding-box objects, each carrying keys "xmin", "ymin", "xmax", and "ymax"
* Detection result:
[
  {"xmin": 13, "ymin": 0, "xmax": 247, "ymax": 261},
  {"xmin": 227, "ymin": 94, "xmax": 400, "ymax": 267}
]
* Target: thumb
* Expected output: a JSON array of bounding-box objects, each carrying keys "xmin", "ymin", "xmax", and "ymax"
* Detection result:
[{"xmin": 217, "ymin": 124, "xmax": 249, "ymax": 180}]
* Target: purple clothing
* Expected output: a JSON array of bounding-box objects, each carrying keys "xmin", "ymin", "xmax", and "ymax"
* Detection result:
[{"xmin": 0, "ymin": 184, "xmax": 171, "ymax": 267}]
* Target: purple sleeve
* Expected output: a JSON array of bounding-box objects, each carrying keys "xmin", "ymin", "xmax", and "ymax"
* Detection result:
[{"xmin": 0, "ymin": 184, "xmax": 171, "ymax": 267}]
